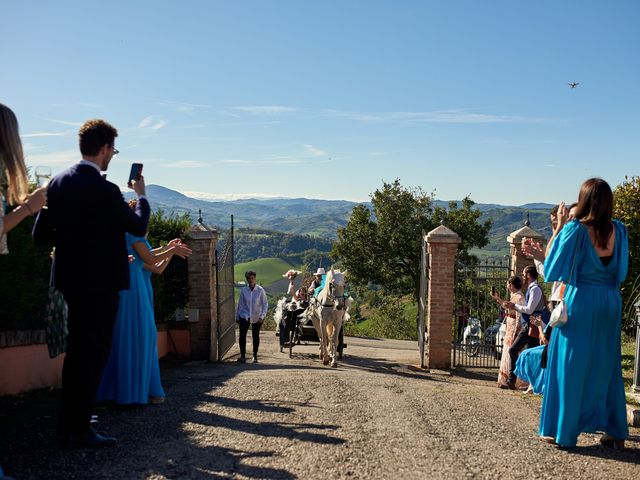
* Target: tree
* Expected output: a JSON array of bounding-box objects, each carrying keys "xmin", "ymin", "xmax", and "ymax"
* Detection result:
[
  {"xmin": 613, "ymin": 176, "xmax": 640, "ymax": 331},
  {"xmin": 332, "ymin": 179, "xmax": 492, "ymax": 301}
]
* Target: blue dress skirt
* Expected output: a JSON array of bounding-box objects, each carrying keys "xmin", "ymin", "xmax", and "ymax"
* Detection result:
[
  {"xmin": 97, "ymin": 235, "xmax": 165, "ymax": 404},
  {"xmin": 539, "ymin": 220, "xmax": 628, "ymax": 447},
  {"xmin": 514, "ymin": 345, "xmax": 546, "ymax": 395}
]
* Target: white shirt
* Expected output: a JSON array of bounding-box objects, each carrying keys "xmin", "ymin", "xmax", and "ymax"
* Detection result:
[
  {"xmin": 534, "ymin": 259, "xmax": 563, "ymax": 301},
  {"xmin": 237, "ymin": 284, "xmax": 269, "ymax": 323},
  {"xmin": 514, "ymin": 280, "xmax": 543, "ymax": 315}
]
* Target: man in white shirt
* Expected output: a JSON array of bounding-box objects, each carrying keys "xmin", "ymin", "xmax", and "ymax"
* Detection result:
[
  {"xmin": 503, "ymin": 265, "xmax": 544, "ymax": 388},
  {"xmin": 236, "ymin": 270, "xmax": 269, "ymax": 363}
]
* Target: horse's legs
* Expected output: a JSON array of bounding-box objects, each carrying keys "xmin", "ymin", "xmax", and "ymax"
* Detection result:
[{"xmin": 320, "ymin": 312, "xmax": 330, "ymax": 365}]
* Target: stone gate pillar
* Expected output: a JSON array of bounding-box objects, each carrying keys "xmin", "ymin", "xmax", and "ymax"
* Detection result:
[
  {"xmin": 187, "ymin": 222, "xmax": 219, "ymax": 360},
  {"xmin": 426, "ymin": 225, "xmax": 461, "ymax": 370},
  {"xmin": 507, "ymin": 221, "xmax": 545, "ymax": 278}
]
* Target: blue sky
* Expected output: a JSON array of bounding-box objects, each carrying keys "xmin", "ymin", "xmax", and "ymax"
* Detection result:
[{"xmin": 2, "ymin": 0, "xmax": 639, "ymax": 204}]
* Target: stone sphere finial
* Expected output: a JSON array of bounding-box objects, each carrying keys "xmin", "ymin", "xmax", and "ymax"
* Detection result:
[
  {"xmin": 524, "ymin": 211, "xmax": 530, "ymax": 227},
  {"xmin": 197, "ymin": 208, "xmax": 203, "ymax": 224}
]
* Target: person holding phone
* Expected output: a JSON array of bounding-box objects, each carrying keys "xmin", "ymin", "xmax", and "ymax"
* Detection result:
[
  {"xmin": 33, "ymin": 119, "xmax": 150, "ymax": 448},
  {"xmin": 490, "ymin": 276, "xmax": 526, "ymax": 389}
]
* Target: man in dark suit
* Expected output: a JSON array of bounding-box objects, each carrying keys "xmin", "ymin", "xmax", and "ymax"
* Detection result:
[{"xmin": 33, "ymin": 119, "xmax": 150, "ymax": 447}]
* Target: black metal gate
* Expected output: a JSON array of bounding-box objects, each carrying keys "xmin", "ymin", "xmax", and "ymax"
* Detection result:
[
  {"xmin": 215, "ymin": 216, "xmax": 236, "ymax": 361},
  {"xmin": 452, "ymin": 256, "xmax": 511, "ymax": 368},
  {"xmin": 418, "ymin": 234, "xmax": 429, "ymax": 368}
]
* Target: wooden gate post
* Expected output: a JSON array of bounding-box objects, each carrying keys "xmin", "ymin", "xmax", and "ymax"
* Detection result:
[
  {"xmin": 426, "ymin": 225, "xmax": 461, "ymax": 370},
  {"xmin": 187, "ymin": 222, "xmax": 219, "ymax": 360}
]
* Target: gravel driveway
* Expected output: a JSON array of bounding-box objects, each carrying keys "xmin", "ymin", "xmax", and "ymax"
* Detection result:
[{"xmin": 1, "ymin": 333, "xmax": 638, "ymax": 479}]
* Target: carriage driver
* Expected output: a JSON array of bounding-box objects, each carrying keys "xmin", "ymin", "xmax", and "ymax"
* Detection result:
[{"xmin": 308, "ymin": 267, "xmax": 326, "ymax": 296}]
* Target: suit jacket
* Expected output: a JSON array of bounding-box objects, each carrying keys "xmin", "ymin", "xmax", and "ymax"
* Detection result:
[{"xmin": 33, "ymin": 163, "xmax": 150, "ymax": 294}]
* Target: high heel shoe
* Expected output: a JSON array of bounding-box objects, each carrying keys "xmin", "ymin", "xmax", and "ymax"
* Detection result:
[{"xmin": 600, "ymin": 433, "xmax": 625, "ymax": 450}]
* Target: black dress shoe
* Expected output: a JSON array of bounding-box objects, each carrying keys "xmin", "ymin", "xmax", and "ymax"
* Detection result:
[{"xmin": 61, "ymin": 428, "xmax": 117, "ymax": 448}]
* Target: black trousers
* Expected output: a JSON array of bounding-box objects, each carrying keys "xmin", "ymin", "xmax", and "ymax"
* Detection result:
[
  {"xmin": 508, "ymin": 327, "xmax": 540, "ymax": 385},
  {"xmin": 238, "ymin": 318, "xmax": 262, "ymax": 358},
  {"xmin": 59, "ymin": 290, "xmax": 119, "ymax": 435}
]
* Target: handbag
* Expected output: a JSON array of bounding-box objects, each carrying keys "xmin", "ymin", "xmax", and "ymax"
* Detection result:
[
  {"xmin": 44, "ymin": 259, "xmax": 68, "ymax": 358},
  {"xmin": 547, "ymin": 244, "xmax": 577, "ymax": 329},
  {"xmin": 548, "ymin": 298, "xmax": 568, "ymax": 328}
]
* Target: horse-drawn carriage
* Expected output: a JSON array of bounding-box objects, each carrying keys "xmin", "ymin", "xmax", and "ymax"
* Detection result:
[
  {"xmin": 275, "ymin": 268, "xmax": 350, "ymax": 366},
  {"xmin": 275, "ymin": 298, "xmax": 346, "ymax": 359}
]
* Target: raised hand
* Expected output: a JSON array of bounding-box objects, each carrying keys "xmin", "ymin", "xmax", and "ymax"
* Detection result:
[
  {"xmin": 131, "ymin": 175, "xmax": 146, "ymax": 197},
  {"xmin": 173, "ymin": 243, "xmax": 193, "ymax": 259}
]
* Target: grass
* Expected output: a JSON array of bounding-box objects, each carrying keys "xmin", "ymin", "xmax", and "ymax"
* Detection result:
[
  {"xmin": 622, "ymin": 334, "xmax": 639, "ymax": 406},
  {"xmin": 234, "ymin": 256, "xmax": 303, "ymax": 286}
]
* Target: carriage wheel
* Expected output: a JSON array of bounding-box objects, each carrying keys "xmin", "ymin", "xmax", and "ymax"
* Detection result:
[{"xmin": 337, "ymin": 326, "xmax": 345, "ymax": 359}]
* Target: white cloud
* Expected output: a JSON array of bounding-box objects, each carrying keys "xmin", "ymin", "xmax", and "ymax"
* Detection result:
[
  {"xmin": 219, "ymin": 159, "xmax": 251, "ymax": 164},
  {"xmin": 183, "ymin": 191, "xmax": 286, "ymax": 201},
  {"xmin": 304, "ymin": 144, "xmax": 327, "ymax": 157},
  {"xmin": 21, "ymin": 130, "xmax": 72, "ymax": 138},
  {"xmin": 225, "ymin": 105, "xmax": 297, "ymax": 115},
  {"xmin": 138, "ymin": 116, "xmax": 168, "ymax": 131},
  {"xmin": 160, "ymin": 160, "xmax": 210, "ymax": 168},
  {"xmin": 39, "ymin": 117, "xmax": 83, "ymax": 127},
  {"xmin": 25, "ymin": 149, "xmax": 78, "ymax": 167},
  {"xmin": 158, "ymin": 99, "xmax": 212, "ymax": 113},
  {"xmin": 77, "ymin": 102, "xmax": 102, "ymax": 108},
  {"xmin": 320, "ymin": 108, "xmax": 540, "ymax": 124}
]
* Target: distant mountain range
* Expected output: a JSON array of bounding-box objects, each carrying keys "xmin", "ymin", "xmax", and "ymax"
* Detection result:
[{"xmin": 128, "ymin": 185, "xmax": 555, "ymax": 253}]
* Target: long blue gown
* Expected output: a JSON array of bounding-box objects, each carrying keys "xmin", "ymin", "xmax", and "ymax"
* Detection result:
[
  {"xmin": 97, "ymin": 234, "xmax": 165, "ymax": 404},
  {"xmin": 539, "ymin": 220, "xmax": 628, "ymax": 447},
  {"xmin": 515, "ymin": 345, "xmax": 546, "ymax": 395}
]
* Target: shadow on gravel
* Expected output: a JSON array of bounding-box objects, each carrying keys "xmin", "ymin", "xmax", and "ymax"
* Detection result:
[
  {"xmin": 292, "ymin": 353, "xmax": 451, "ymax": 383},
  {"xmin": 0, "ymin": 357, "xmax": 339, "ymax": 479},
  {"xmin": 450, "ymin": 368, "xmax": 498, "ymax": 383},
  {"xmin": 561, "ymin": 435, "xmax": 640, "ymax": 464}
]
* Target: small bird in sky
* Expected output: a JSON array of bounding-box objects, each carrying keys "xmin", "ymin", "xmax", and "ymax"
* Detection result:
[{"xmin": 568, "ymin": 82, "xmax": 579, "ymax": 88}]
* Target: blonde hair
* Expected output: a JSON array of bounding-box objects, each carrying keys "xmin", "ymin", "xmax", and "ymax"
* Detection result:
[{"xmin": 0, "ymin": 103, "xmax": 29, "ymax": 205}]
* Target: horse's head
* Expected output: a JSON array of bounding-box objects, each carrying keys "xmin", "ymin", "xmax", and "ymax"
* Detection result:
[{"xmin": 328, "ymin": 268, "xmax": 347, "ymax": 309}]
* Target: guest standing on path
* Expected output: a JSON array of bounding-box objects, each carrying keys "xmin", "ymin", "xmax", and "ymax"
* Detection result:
[
  {"xmin": 33, "ymin": 119, "xmax": 150, "ymax": 448},
  {"xmin": 97, "ymin": 201, "xmax": 192, "ymax": 405},
  {"xmin": 490, "ymin": 276, "xmax": 526, "ymax": 389},
  {"xmin": 236, "ymin": 270, "xmax": 268, "ymax": 363},
  {"xmin": 539, "ymin": 178, "xmax": 628, "ymax": 449},
  {"xmin": 503, "ymin": 265, "xmax": 543, "ymax": 388},
  {"xmin": 0, "ymin": 102, "xmax": 47, "ymax": 479}
]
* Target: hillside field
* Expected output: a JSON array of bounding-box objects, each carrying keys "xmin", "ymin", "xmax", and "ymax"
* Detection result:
[{"xmin": 234, "ymin": 256, "xmax": 304, "ymax": 287}]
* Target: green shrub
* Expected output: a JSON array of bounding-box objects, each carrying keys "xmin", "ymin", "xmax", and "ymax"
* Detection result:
[
  {"xmin": 148, "ymin": 209, "xmax": 191, "ymax": 323},
  {"xmin": 0, "ymin": 212, "xmax": 50, "ymax": 331}
]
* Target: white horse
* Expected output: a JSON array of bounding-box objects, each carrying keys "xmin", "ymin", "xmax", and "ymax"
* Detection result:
[{"xmin": 304, "ymin": 268, "xmax": 348, "ymax": 367}]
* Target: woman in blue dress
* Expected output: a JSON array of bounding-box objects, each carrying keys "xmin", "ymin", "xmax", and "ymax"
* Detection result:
[
  {"xmin": 539, "ymin": 178, "xmax": 628, "ymax": 449},
  {"xmin": 97, "ymin": 216, "xmax": 191, "ymax": 404}
]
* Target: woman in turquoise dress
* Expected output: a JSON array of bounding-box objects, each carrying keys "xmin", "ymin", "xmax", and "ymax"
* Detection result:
[
  {"xmin": 97, "ymin": 226, "xmax": 191, "ymax": 404},
  {"xmin": 539, "ymin": 178, "xmax": 628, "ymax": 449}
]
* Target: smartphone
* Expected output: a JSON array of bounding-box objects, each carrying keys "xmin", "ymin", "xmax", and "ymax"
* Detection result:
[
  {"xmin": 491, "ymin": 286, "xmax": 496, "ymax": 295},
  {"xmin": 128, "ymin": 163, "xmax": 143, "ymax": 187}
]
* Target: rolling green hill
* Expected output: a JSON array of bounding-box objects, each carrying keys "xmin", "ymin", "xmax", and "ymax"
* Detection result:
[{"xmin": 234, "ymin": 256, "xmax": 304, "ymax": 287}]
